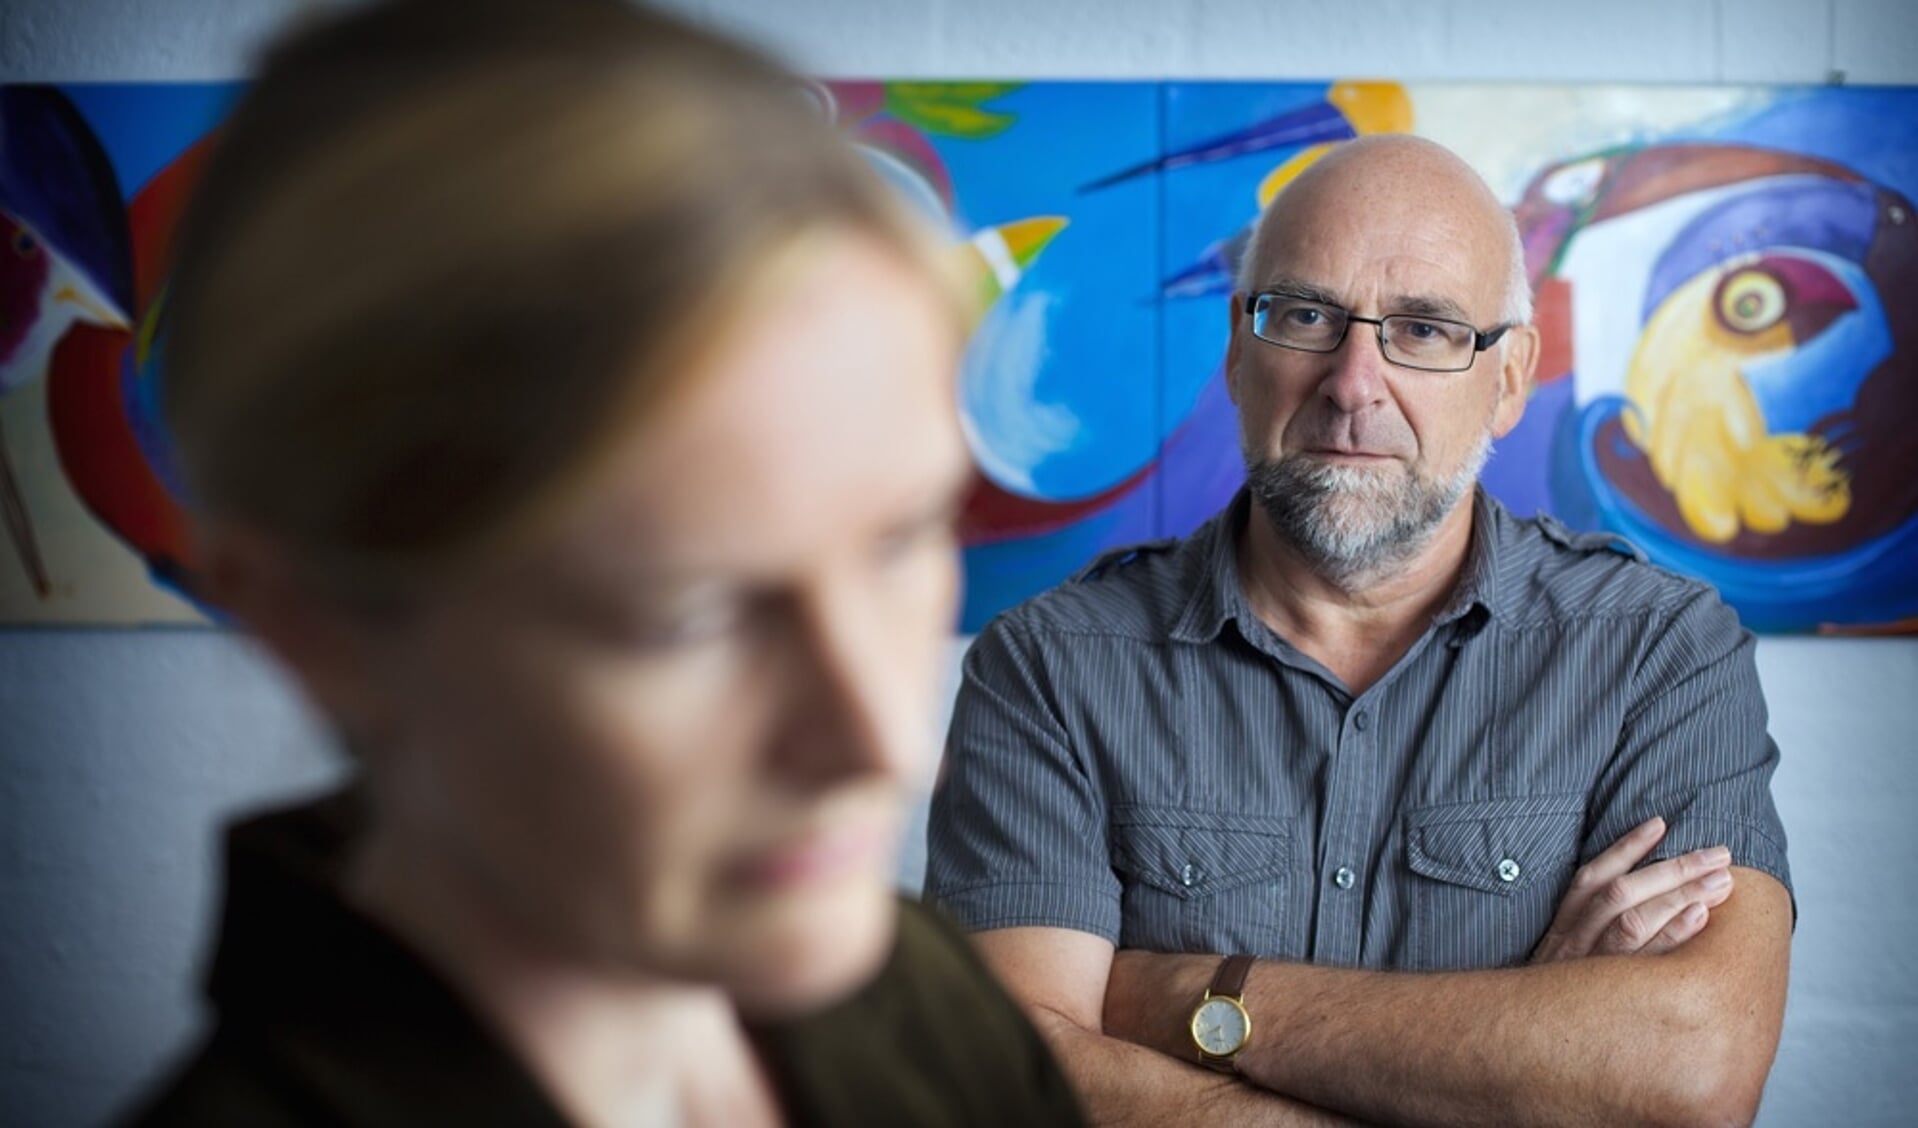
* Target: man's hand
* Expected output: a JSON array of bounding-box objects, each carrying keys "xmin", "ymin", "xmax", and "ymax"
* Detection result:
[{"xmin": 1531, "ymin": 815, "xmax": 1734, "ymax": 963}]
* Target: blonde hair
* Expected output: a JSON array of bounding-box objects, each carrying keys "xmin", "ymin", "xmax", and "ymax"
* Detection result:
[{"xmin": 165, "ymin": 0, "xmax": 950, "ymax": 598}]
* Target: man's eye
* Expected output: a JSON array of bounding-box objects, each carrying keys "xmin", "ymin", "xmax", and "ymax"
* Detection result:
[
  {"xmin": 1284, "ymin": 307, "xmax": 1324, "ymax": 326},
  {"xmin": 1402, "ymin": 319, "xmax": 1441, "ymax": 339}
]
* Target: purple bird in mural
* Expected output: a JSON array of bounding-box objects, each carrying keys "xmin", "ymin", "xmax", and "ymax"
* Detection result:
[
  {"xmin": 0, "ymin": 85, "xmax": 133, "ymax": 596},
  {"xmin": 1514, "ymin": 141, "xmax": 1918, "ymax": 563},
  {"xmin": 1595, "ymin": 180, "xmax": 1918, "ymax": 557}
]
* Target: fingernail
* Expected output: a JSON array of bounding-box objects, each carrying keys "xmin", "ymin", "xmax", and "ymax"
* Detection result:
[
  {"xmin": 1682, "ymin": 903, "xmax": 1707, "ymax": 926},
  {"xmin": 1702, "ymin": 869, "xmax": 1733, "ymax": 892},
  {"xmin": 1701, "ymin": 846, "xmax": 1732, "ymax": 867},
  {"xmin": 1640, "ymin": 816, "xmax": 1666, "ymax": 834}
]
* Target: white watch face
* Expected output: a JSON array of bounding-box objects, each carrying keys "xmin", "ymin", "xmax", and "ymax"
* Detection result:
[{"xmin": 1192, "ymin": 997, "xmax": 1249, "ymax": 1056}]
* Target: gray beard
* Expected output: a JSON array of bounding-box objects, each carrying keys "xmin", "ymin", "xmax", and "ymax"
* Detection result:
[{"xmin": 1244, "ymin": 435, "xmax": 1489, "ymax": 588}]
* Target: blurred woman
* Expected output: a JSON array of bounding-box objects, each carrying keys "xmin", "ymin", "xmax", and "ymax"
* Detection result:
[{"xmin": 126, "ymin": 1, "xmax": 1082, "ymax": 1124}]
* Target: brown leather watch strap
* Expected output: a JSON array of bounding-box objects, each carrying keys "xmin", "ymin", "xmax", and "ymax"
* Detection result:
[{"xmin": 1208, "ymin": 953, "xmax": 1255, "ymax": 1000}]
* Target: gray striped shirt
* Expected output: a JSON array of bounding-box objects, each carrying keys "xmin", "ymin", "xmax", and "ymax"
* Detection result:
[{"xmin": 926, "ymin": 490, "xmax": 1790, "ymax": 970}]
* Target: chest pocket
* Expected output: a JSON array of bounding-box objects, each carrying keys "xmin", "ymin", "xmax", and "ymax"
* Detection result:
[
  {"xmin": 1404, "ymin": 794, "xmax": 1585, "ymax": 970},
  {"xmin": 1111, "ymin": 806, "xmax": 1294, "ymax": 958}
]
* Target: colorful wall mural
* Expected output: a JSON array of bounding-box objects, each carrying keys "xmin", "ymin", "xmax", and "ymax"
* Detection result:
[{"xmin": 2, "ymin": 80, "xmax": 1913, "ymax": 632}]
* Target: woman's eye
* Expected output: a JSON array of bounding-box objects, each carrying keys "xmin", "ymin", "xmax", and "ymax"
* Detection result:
[
  {"xmin": 872, "ymin": 521, "xmax": 948, "ymax": 569},
  {"xmin": 612, "ymin": 600, "xmax": 747, "ymax": 652},
  {"xmin": 873, "ymin": 507, "xmax": 959, "ymax": 567}
]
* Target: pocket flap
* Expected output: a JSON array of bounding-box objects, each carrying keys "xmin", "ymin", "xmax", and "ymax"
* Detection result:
[
  {"xmin": 1405, "ymin": 795, "xmax": 1584, "ymax": 896},
  {"xmin": 1112, "ymin": 806, "xmax": 1291, "ymax": 898}
]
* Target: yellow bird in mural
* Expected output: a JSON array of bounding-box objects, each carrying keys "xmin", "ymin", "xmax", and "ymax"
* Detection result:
[
  {"xmin": 1254, "ymin": 82, "xmax": 1414, "ymax": 206},
  {"xmin": 1622, "ymin": 254, "xmax": 1856, "ymax": 543},
  {"xmin": 958, "ymin": 215, "xmax": 1068, "ymax": 325}
]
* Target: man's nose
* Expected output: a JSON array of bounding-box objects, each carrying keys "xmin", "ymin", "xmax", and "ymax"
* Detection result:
[{"xmin": 1319, "ymin": 322, "xmax": 1392, "ymax": 413}]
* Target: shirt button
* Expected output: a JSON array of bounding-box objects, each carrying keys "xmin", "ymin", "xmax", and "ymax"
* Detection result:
[
  {"xmin": 1181, "ymin": 863, "xmax": 1199, "ymax": 887},
  {"xmin": 1497, "ymin": 858, "xmax": 1521, "ymax": 883},
  {"xmin": 1353, "ymin": 710, "xmax": 1370, "ymax": 732},
  {"xmin": 1333, "ymin": 866, "xmax": 1356, "ymax": 889}
]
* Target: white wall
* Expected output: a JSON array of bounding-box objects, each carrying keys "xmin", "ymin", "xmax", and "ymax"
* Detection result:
[{"xmin": 3, "ymin": 2, "xmax": 1916, "ymax": 1126}]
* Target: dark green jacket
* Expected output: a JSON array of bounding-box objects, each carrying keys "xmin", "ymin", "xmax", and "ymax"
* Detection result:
[{"xmin": 126, "ymin": 791, "xmax": 1084, "ymax": 1127}]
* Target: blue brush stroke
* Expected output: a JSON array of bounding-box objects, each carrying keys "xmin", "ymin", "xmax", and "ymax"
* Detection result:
[{"xmin": 57, "ymin": 83, "xmax": 241, "ymax": 199}]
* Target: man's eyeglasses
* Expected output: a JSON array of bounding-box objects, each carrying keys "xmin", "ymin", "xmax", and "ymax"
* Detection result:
[{"xmin": 1243, "ymin": 291, "xmax": 1511, "ymax": 373}]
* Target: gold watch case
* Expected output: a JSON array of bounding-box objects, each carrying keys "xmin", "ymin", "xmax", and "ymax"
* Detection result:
[{"xmin": 1190, "ymin": 992, "xmax": 1251, "ymax": 1061}]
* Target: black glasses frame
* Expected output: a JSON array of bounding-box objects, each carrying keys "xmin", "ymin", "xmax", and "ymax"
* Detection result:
[{"xmin": 1241, "ymin": 290, "xmax": 1511, "ymax": 373}]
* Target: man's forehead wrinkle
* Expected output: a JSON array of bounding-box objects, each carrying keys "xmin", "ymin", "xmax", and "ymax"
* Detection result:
[
  {"xmin": 1387, "ymin": 292, "xmax": 1473, "ymax": 321},
  {"xmin": 1260, "ymin": 276, "xmax": 1342, "ymax": 304}
]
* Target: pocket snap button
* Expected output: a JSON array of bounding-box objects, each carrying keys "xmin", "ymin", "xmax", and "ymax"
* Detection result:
[{"xmin": 1496, "ymin": 858, "xmax": 1521, "ymax": 883}]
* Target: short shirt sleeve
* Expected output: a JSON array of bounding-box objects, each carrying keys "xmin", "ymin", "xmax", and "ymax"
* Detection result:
[
  {"xmin": 1587, "ymin": 587, "xmax": 1793, "ymax": 905},
  {"xmin": 924, "ymin": 615, "xmax": 1122, "ymax": 942}
]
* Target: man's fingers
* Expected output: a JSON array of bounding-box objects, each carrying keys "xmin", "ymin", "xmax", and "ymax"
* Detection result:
[
  {"xmin": 1562, "ymin": 817, "xmax": 1667, "ymax": 905},
  {"xmin": 1579, "ymin": 842, "xmax": 1729, "ymax": 924},
  {"xmin": 1637, "ymin": 901, "xmax": 1711, "ymax": 956},
  {"xmin": 1554, "ymin": 824, "xmax": 1689, "ymax": 950},
  {"xmin": 1551, "ymin": 840, "xmax": 1732, "ymax": 958},
  {"xmin": 1534, "ymin": 818, "xmax": 1668, "ymax": 961},
  {"xmin": 1602, "ymin": 845, "xmax": 1733, "ymax": 911},
  {"xmin": 1591, "ymin": 816, "xmax": 1669, "ymax": 875},
  {"xmin": 1533, "ymin": 821, "xmax": 1740, "ymax": 963},
  {"xmin": 1593, "ymin": 867, "xmax": 1734, "ymax": 955}
]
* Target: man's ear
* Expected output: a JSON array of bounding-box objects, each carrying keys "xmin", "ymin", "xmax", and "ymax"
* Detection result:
[
  {"xmin": 1490, "ymin": 323, "xmax": 1539, "ymax": 440},
  {"xmin": 199, "ymin": 524, "xmax": 391, "ymax": 738}
]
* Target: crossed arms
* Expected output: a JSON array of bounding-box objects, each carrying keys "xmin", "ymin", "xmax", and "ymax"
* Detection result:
[
  {"xmin": 933, "ymin": 592, "xmax": 1793, "ymax": 1126},
  {"xmin": 975, "ymin": 825, "xmax": 1790, "ymax": 1128}
]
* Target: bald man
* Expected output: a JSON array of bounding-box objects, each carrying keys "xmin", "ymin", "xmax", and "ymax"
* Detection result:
[{"xmin": 927, "ymin": 136, "xmax": 1792, "ymax": 1126}]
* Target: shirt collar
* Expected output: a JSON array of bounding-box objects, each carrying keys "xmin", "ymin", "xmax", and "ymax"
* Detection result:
[
  {"xmin": 1169, "ymin": 490, "xmax": 1252, "ymax": 644},
  {"xmin": 1169, "ymin": 485, "xmax": 1504, "ymax": 645},
  {"xmin": 1439, "ymin": 486, "xmax": 1504, "ymax": 626}
]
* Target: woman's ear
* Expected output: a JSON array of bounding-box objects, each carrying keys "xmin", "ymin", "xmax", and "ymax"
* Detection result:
[{"xmin": 199, "ymin": 524, "xmax": 393, "ymax": 740}]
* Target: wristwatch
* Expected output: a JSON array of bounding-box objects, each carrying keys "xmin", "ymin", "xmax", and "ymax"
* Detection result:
[{"xmin": 1189, "ymin": 953, "xmax": 1255, "ymax": 1071}]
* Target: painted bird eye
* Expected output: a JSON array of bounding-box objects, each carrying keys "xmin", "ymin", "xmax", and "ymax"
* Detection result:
[
  {"xmin": 11, "ymin": 228, "xmax": 36, "ymax": 258},
  {"xmin": 1716, "ymin": 268, "xmax": 1787, "ymax": 334}
]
